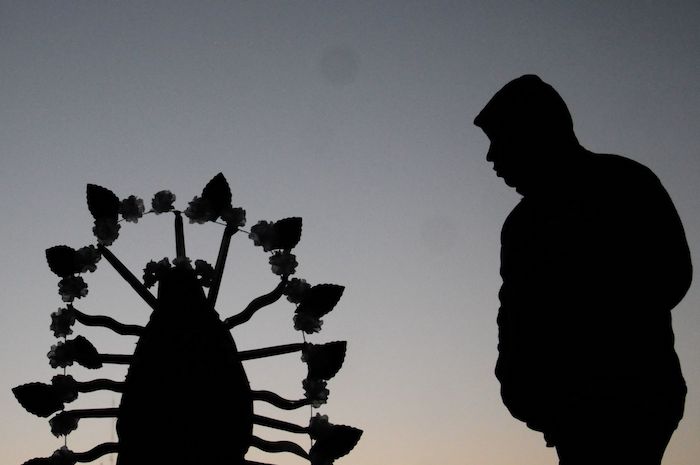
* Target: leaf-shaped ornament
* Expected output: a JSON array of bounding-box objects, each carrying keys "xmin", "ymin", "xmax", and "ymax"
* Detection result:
[
  {"xmin": 296, "ymin": 284, "xmax": 345, "ymax": 319},
  {"xmin": 86, "ymin": 184, "xmax": 119, "ymax": 220},
  {"xmin": 309, "ymin": 424, "xmax": 363, "ymax": 465},
  {"xmin": 303, "ymin": 341, "xmax": 347, "ymax": 381},
  {"xmin": 70, "ymin": 336, "xmax": 102, "ymax": 369},
  {"xmin": 12, "ymin": 383, "xmax": 67, "ymax": 418},
  {"xmin": 273, "ymin": 217, "xmax": 302, "ymax": 250},
  {"xmin": 201, "ymin": 172, "xmax": 232, "ymax": 219},
  {"xmin": 45, "ymin": 246, "xmax": 80, "ymax": 277}
]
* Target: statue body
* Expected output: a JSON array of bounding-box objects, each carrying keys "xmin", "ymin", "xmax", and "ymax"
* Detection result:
[{"xmin": 117, "ymin": 268, "xmax": 253, "ymax": 465}]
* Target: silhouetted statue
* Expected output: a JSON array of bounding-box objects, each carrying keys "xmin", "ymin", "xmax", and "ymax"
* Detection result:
[
  {"xmin": 12, "ymin": 174, "xmax": 361, "ymax": 465},
  {"xmin": 475, "ymin": 75, "xmax": 692, "ymax": 465}
]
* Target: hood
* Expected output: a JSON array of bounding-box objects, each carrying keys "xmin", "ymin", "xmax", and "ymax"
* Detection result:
[{"xmin": 474, "ymin": 74, "xmax": 578, "ymax": 148}]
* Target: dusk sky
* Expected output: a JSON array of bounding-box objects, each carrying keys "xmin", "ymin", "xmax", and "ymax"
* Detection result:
[{"xmin": 1, "ymin": 2, "xmax": 699, "ymax": 464}]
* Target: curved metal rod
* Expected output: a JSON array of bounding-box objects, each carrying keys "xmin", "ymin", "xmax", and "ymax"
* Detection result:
[
  {"xmin": 73, "ymin": 442, "xmax": 120, "ymax": 463},
  {"xmin": 252, "ymin": 390, "xmax": 313, "ymax": 410},
  {"xmin": 224, "ymin": 279, "xmax": 287, "ymax": 329},
  {"xmin": 77, "ymin": 379, "xmax": 125, "ymax": 393},
  {"xmin": 251, "ymin": 436, "xmax": 309, "ymax": 460},
  {"xmin": 72, "ymin": 305, "xmax": 143, "ymax": 336}
]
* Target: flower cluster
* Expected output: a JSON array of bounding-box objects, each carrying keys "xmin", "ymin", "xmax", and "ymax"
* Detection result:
[
  {"xmin": 47, "ymin": 336, "xmax": 101, "ymax": 369},
  {"xmin": 75, "ymin": 245, "xmax": 101, "ymax": 273},
  {"xmin": 57, "ymin": 276, "xmax": 88, "ymax": 303},
  {"xmin": 284, "ymin": 278, "xmax": 311, "ymax": 304},
  {"xmin": 142, "ymin": 257, "xmax": 216, "ymax": 288},
  {"xmin": 303, "ymin": 378, "xmax": 329, "ymax": 408},
  {"xmin": 142, "ymin": 258, "xmax": 172, "ymax": 288},
  {"xmin": 184, "ymin": 196, "xmax": 215, "ymax": 224},
  {"xmin": 119, "ymin": 195, "xmax": 146, "ymax": 223},
  {"xmin": 51, "ymin": 375, "xmax": 79, "ymax": 404},
  {"xmin": 294, "ymin": 312, "xmax": 323, "ymax": 333},
  {"xmin": 24, "ymin": 446, "xmax": 77, "ymax": 465},
  {"xmin": 49, "ymin": 411, "xmax": 79, "ymax": 437},
  {"xmin": 249, "ymin": 221, "xmax": 276, "ymax": 251},
  {"xmin": 269, "ymin": 250, "xmax": 298, "ymax": 277},
  {"xmin": 93, "ymin": 219, "xmax": 119, "ymax": 245},
  {"xmin": 151, "ymin": 190, "xmax": 176, "ymax": 214},
  {"xmin": 221, "ymin": 206, "xmax": 246, "ymax": 228},
  {"xmin": 309, "ymin": 413, "xmax": 331, "ymax": 439},
  {"xmin": 50, "ymin": 307, "xmax": 76, "ymax": 338},
  {"xmin": 194, "ymin": 259, "xmax": 215, "ymax": 287}
]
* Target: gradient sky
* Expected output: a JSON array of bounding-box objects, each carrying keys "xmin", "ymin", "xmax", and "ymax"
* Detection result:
[{"xmin": 1, "ymin": 2, "xmax": 699, "ymax": 464}]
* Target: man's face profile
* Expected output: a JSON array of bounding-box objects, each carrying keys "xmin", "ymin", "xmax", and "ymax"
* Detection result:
[{"xmin": 485, "ymin": 129, "xmax": 540, "ymax": 194}]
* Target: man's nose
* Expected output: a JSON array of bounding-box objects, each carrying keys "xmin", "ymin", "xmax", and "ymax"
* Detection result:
[{"xmin": 486, "ymin": 144, "xmax": 496, "ymax": 162}]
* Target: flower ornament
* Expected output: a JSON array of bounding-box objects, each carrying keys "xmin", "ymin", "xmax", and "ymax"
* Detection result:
[
  {"xmin": 249, "ymin": 221, "xmax": 276, "ymax": 251},
  {"xmin": 309, "ymin": 413, "xmax": 331, "ymax": 438},
  {"xmin": 51, "ymin": 375, "xmax": 79, "ymax": 403},
  {"xmin": 285, "ymin": 278, "xmax": 311, "ymax": 303},
  {"xmin": 50, "ymin": 411, "xmax": 79, "ymax": 437},
  {"xmin": 151, "ymin": 190, "xmax": 176, "ymax": 214},
  {"xmin": 194, "ymin": 259, "xmax": 215, "ymax": 287},
  {"xmin": 221, "ymin": 206, "xmax": 246, "ymax": 228},
  {"xmin": 119, "ymin": 196, "xmax": 146, "ymax": 223},
  {"xmin": 172, "ymin": 256, "xmax": 192, "ymax": 269},
  {"xmin": 184, "ymin": 196, "xmax": 215, "ymax": 224},
  {"xmin": 50, "ymin": 307, "xmax": 76, "ymax": 338},
  {"xmin": 269, "ymin": 250, "xmax": 298, "ymax": 276},
  {"xmin": 303, "ymin": 378, "xmax": 329, "ymax": 408},
  {"xmin": 22, "ymin": 446, "xmax": 76, "ymax": 465},
  {"xmin": 15, "ymin": 173, "xmax": 361, "ymax": 465},
  {"xmin": 57, "ymin": 276, "xmax": 88, "ymax": 302},
  {"xmin": 294, "ymin": 312, "xmax": 323, "ymax": 334},
  {"xmin": 75, "ymin": 246, "xmax": 101, "ymax": 273},
  {"xmin": 143, "ymin": 258, "xmax": 172, "ymax": 288},
  {"xmin": 92, "ymin": 218, "xmax": 120, "ymax": 245}
]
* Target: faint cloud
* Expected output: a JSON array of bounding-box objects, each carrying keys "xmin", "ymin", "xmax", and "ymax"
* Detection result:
[{"xmin": 318, "ymin": 46, "xmax": 360, "ymax": 86}]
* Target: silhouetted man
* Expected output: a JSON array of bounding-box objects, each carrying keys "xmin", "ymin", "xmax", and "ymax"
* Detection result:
[{"xmin": 475, "ymin": 75, "xmax": 691, "ymax": 465}]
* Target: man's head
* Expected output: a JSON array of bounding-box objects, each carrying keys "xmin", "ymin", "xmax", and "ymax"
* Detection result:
[{"xmin": 475, "ymin": 75, "xmax": 579, "ymax": 194}]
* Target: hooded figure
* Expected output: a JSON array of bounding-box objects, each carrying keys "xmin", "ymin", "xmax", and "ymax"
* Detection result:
[{"xmin": 475, "ymin": 75, "xmax": 691, "ymax": 465}]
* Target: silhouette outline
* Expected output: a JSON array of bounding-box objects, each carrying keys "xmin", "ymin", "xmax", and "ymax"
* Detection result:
[
  {"xmin": 475, "ymin": 75, "xmax": 691, "ymax": 465},
  {"xmin": 13, "ymin": 174, "xmax": 361, "ymax": 465}
]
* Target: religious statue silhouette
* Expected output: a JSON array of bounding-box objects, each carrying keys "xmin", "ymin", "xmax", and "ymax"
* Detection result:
[
  {"xmin": 475, "ymin": 75, "xmax": 692, "ymax": 465},
  {"xmin": 13, "ymin": 174, "xmax": 361, "ymax": 465}
]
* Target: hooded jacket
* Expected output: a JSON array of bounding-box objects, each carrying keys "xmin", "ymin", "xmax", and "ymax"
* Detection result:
[{"xmin": 476, "ymin": 75, "xmax": 691, "ymax": 435}]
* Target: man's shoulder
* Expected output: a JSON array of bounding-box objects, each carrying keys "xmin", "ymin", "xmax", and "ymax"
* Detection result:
[{"xmin": 586, "ymin": 152, "xmax": 660, "ymax": 187}]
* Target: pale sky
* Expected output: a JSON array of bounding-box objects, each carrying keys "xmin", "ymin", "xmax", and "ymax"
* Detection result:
[{"xmin": 1, "ymin": 2, "xmax": 699, "ymax": 464}]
